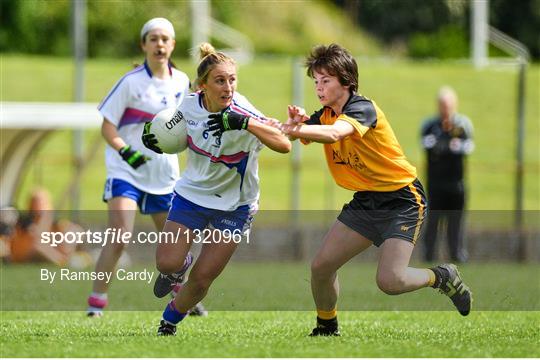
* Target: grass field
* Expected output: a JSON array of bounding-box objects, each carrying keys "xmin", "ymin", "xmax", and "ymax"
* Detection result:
[
  {"xmin": 1, "ymin": 262, "xmax": 539, "ymax": 357},
  {"xmin": 2, "ymin": 263, "xmax": 539, "ymax": 311},
  {"xmin": 1, "ymin": 311, "xmax": 538, "ymax": 357},
  {"xmin": 1, "ymin": 55, "xmax": 539, "ymax": 211}
]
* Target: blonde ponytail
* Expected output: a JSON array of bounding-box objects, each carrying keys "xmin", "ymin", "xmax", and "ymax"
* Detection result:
[
  {"xmin": 199, "ymin": 42, "xmax": 216, "ymax": 60},
  {"xmin": 194, "ymin": 43, "xmax": 236, "ymax": 90}
]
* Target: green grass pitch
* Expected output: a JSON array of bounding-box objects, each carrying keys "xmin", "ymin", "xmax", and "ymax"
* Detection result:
[
  {"xmin": 1, "ymin": 54, "xmax": 539, "ymax": 357},
  {"xmin": 1, "ymin": 311, "xmax": 538, "ymax": 357},
  {"xmin": 1, "ymin": 262, "xmax": 539, "ymax": 357}
]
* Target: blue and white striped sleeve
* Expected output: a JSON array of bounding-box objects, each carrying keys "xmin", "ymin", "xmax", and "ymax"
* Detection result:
[
  {"xmin": 231, "ymin": 93, "xmax": 266, "ymax": 150},
  {"xmin": 231, "ymin": 93, "xmax": 265, "ymax": 121}
]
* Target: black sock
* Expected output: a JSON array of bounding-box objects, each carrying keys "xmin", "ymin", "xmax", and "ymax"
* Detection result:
[
  {"xmin": 430, "ymin": 266, "xmax": 449, "ymax": 288},
  {"xmin": 317, "ymin": 316, "xmax": 338, "ymax": 329}
]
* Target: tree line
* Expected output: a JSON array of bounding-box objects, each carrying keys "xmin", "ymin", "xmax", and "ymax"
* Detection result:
[
  {"xmin": 335, "ymin": 0, "xmax": 539, "ymax": 59},
  {"xmin": 1, "ymin": 0, "xmax": 538, "ymax": 60}
]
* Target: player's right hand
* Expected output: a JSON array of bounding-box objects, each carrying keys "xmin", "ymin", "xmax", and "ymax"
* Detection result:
[
  {"xmin": 119, "ymin": 145, "xmax": 151, "ymax": 169},
  {"xmin": 141, "ymin": 122, "xmax": 163, "ymax": 154},
  {"xmin": 207, "ymin": 109, "xmax": 250, "ymax": 136}
]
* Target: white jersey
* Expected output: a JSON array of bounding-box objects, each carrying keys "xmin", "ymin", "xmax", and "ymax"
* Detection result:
[
  {"xmin": 174, "ymin": 92, "xmax": 265, "ymax": 211},
  {"xmin": 98, "ymin": 62, "xmax": 190, "ymax": 194}
]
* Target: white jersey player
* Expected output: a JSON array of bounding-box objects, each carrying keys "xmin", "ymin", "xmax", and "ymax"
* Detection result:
[
  {"xmin": 99, "ymin": 61, "xmax": 188, "ymax": 194},
  {"xmin": 173, "ymin": 91, "xmax": 265, "ymax": 211},
  {"xmin": 87, "ymin": 18, "xmax": 193, "ymax": 318},
  {"xmin": 141, "ymin": 42, "xmax": 291, "ymax": 336}
]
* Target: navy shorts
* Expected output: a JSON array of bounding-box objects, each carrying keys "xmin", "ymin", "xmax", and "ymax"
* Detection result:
[
  {"xmin": 167, "ymin": 192, "xmax": 254, "ymax": 233},
  {"xmin": 337, "ymin": 179, "xmax": 428, "ymax": 247},
  {"xmin": 103, "ymin": 178, "xmax": 173, "ymax": 214}
]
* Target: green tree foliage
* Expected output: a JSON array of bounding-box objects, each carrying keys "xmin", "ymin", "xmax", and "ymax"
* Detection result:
[
  {"xmin": 3, "ymin": 0, "xmax": 535, "ymax": 59},
  {"xmin": 0, "ymin": 0, "xmax": 379, "ymax": 58},
  {"xmin": 0, "ymin": 0, "xmax": 71, "ymax": 54},
  {"xmin": 343, "ymin": 0, "xmax": 456, "ymax": 42},
  {"xmin": 490, "ymin": 0, "xmax": 540, "ymax": 59},
  {"xmin": 86, "ymin": 1, "xmax": 193, "ymax": 58},
  {"xmin": 211, "ymin": 0, "xmax": 379, "ymax": 56},
  {"xmin": 335, "ymin": 0, "xmax": 539, "ymax": 59},
  {"xmin": 336, "ymin": 0, "xmax": 468, "ymax": 58},
  {"xmin": 0, "ymin": 0, "xmax": 192, "ymax": 57}
]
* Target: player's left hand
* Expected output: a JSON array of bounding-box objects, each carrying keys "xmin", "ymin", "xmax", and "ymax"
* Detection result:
[
  {"xmin": 119, "ymin": 145, "xmax": 151, "ymax": 169},
  {"xmin": 287, "ymin": 105, "xmax": 309, "ymax": 125},
  {"xmin": 207, "ymin": 110, "xmax": 250, "ymax": 136},
  {"xmin": 141, "ymin": 122, "xmax": 163, "ymax": 154}
]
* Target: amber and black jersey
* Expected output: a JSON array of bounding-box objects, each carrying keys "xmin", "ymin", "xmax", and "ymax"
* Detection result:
[{"xmin": 303, "ymin": 94, "xmax": 417, "ymax": 192}]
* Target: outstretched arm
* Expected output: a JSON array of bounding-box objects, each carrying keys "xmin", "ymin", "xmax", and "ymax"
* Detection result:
[
  {"xmin": 247, "ymin": 118, "xmax": 291, "ymax": 153},
  {"xmin": 281, "ymin": 120, "xmax": 355, "ymax": 144},
  {"xmin": 207, "ymin": 111, "xmax": 291, "ymax": 153}
]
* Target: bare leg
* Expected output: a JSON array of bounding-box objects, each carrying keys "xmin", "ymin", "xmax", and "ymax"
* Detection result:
[
  {"xmin": 155, "ymin": 220, "xmax": 193, "ymax": 275},
  {"xmin": 92, "ymin": 197, "xmax": 137, "ymax": 294},
  {"xmin": 152, "ymin": 212, "xmax": 194, "ymax": 273},
  {"xmin": 173, "ymin": 232, "xmax": 238, "ymax": 313},
  {"xmin": 150, "ymin": 212, "xmax": 168, "ymax": 232},
  {"xmin": 376, "ymin": 238, "xmax": 432, "ymax": 295},
  {"xmin": 311, "ymin": 220, "xmax": 372, "ymax": 311},
  {"xmin": 153, "ymin": 213, "xmax": 205, "ymax": 313}
]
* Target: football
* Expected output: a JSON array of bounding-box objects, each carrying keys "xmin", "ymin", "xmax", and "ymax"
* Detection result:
[{"xmin": 148, "ymin": 107, "xmax": 188, "ymax": 154}]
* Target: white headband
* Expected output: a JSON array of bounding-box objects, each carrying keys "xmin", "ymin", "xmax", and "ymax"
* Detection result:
[{"xmin": 140, "ymin": 18, "xmax": 175, "ymax": 40}]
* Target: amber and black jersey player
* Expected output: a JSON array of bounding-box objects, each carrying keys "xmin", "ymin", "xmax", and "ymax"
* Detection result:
[{"xmin": 303, "ymin": 94, "xmax": 427, "ymax": 246}]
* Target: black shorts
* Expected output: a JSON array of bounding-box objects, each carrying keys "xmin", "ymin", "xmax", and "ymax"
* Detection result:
[{"xmin": 337, "ymin": 179, "xmax": 428, "ymax": 247}]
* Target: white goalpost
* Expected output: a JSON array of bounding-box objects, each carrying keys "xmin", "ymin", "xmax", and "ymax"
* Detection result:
[{"xmin": 190, "ymin": 0, "xmax": 253, "ymax": 64}]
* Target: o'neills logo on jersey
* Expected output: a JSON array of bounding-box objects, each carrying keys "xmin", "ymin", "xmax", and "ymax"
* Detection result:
[{"xmin": 166, "ymin": 110, "xmax": 185, "ymax": 130}]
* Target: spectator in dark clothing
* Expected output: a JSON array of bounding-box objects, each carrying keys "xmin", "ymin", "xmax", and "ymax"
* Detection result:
[{"xmin": 421, "ymin": 86, "xmax": 474, "ymax": 263}]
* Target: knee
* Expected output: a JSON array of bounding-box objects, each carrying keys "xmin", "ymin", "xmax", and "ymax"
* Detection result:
[
  {"xmin": 311, "ymin": 258, "xmax": 335, "ymax": 280},
  {"xmin": 376, "ymin": 271, "xmax": 407, "ymax": 295},
  {"xmin": 156, "ymin": 256, "xmax": 180, "ymax": 275}
]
